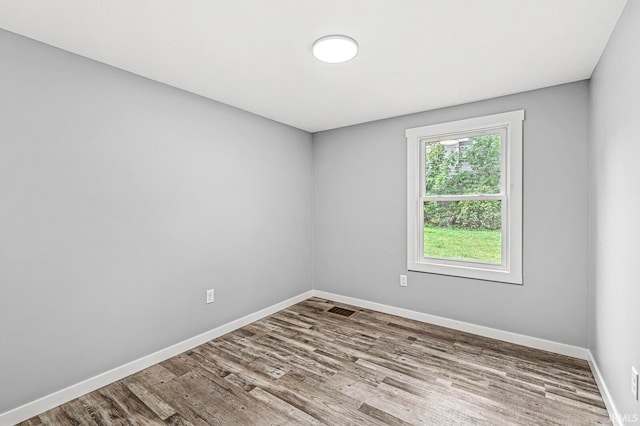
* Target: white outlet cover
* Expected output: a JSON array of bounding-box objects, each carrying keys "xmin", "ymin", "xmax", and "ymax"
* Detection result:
[
  {"xmin": 633, "ymin": 366, "xmax": 639, "ymax": 399},
  {"xmin": 206, "ymin": 289, "xmax": 215, "ymax": 304}
]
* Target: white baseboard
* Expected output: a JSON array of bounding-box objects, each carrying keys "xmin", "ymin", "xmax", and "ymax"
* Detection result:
[
  {"xmin": 0, "ymin": 290, "xmax": 313, "ymax": 426},
  {"xmin": 587, "ymin": 351, "xmax": 622, "ymax": 426},
  {"xmin": 312, "ymin": 290, "xmax": 589, "ymax": 360},
  {"xmin": 1, "ymin": 289, "xmax": 602, "ymax": 426},
  {"xmin": 314, "ymin": 290, "xmax": 621, "ymax": 423}
]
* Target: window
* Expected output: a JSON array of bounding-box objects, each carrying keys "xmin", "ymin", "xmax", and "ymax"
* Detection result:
[{"xmin": 406, "ymin": 110, "xmax": 524, "ymax": 284}]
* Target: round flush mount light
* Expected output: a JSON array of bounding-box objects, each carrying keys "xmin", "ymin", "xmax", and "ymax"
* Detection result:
[{"xmin": 312, "ymin": 35, "xmax": 358, "ymax": 64}]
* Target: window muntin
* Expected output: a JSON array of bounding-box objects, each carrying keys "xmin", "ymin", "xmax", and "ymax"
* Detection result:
[{"xmin": 406, "ymin": 111, "xmax": 523, "ymax": 284}]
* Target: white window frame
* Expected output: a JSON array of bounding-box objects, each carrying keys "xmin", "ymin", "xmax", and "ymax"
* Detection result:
[{"xmin": 406, "ymin": 110, "xmax": 524, "ymax": 284}]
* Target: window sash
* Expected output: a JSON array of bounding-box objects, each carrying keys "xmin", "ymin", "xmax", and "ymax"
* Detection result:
[
  {"xmin": 418, "ymin": 196, "xmax": 508, "ymax": 269},
  {"xmin": 419, "ymin": 126, "xmax": 508, "ymax": 268},
  {"xmin": 421, "ymin": 194, "xmax": 503, "ymax": 202},
  {"xmin": 421, "ymin": 126, "xmax": 507, "ymax": 198}
]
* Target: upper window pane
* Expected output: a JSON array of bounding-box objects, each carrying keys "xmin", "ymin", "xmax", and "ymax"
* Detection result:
[{"xmin": 424, "ymin": 133, "xmax": 502, "ymax": 196}]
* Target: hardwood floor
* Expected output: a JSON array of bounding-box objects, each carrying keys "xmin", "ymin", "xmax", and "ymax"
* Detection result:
[{"xmin": 19, "ymin": 297, "xmax": 610, "ymax": 425}]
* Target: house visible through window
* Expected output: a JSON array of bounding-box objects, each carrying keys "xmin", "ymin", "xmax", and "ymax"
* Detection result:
[{"xmin": 406, "ymin": 110, "xmax": 524, "ymax": 284}]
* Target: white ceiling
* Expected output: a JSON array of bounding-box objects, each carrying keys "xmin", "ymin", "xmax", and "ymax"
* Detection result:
[{"xmin": 0, "ymin": 0, "xmax": 627, "ymax": 132}]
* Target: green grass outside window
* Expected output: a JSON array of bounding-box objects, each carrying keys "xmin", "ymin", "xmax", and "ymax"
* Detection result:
[{"xmin": 423, "ymin": 225, "xmax": 501, "ymax": 264}]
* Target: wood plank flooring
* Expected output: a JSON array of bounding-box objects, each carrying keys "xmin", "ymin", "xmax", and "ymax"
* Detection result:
[{"xmin": 19, "ymin": 297, "xmax": 611, "ymax": 425}]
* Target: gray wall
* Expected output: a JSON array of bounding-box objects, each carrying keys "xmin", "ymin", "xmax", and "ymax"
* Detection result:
[
  {"xmin": 314, "ymin": 81, "xmax": 590, "ymax": 347},
  {"xmin": 590, "ymin": 1, "xmax": 640, "ymax": 421},
  {"xmin": 0, "ymin": 29, "xmax": 312, "ymax": 413}
]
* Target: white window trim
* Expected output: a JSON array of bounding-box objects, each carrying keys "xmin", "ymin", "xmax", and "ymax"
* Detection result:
[{"xmin": 406, "ymin": 110, "xmax": 524, "ymax": 284}]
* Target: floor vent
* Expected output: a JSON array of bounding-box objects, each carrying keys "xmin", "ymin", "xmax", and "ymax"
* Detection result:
[{"xmin": 328, "ymin": 306, "xmax": 356, "ymax": 317}]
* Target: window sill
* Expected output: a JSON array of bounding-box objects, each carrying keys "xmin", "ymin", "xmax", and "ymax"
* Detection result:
[{"xmin": 408, "ymin": 261, "xmax": 523, "ymax": 285}]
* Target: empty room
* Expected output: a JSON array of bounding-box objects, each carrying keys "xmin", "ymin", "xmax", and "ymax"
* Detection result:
[{"xmin": 1, "ymin": 1, "xmax": 639, "ymax": 425}]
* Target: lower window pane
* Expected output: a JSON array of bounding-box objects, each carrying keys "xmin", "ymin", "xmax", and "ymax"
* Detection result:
[{"xmin": 423, "ymin": 200, "xmax": 502, "ymax": 264}]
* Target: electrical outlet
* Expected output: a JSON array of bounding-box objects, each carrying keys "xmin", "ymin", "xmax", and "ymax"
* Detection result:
[
  {"xmin": 206, "ymin": 289, "xmax": 215, "ymax": 304},
  {"xmin": 400, "ymin": 275, "xmax": 408, "ymax": 287},
  {"xmin": 632, "ymin": 366, "xmax": 638, "ymax": 400}
]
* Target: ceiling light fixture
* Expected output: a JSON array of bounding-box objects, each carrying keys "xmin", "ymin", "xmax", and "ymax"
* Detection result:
[{"xmin": 312, "ymin": 35, "xmax": 358, "ymax": 64}]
